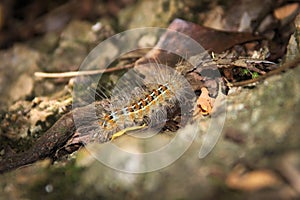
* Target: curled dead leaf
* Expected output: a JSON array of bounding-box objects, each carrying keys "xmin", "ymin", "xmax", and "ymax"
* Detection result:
[{"xmin": 194, "ymin": 87, "xmax": 213, "ymax": 116}]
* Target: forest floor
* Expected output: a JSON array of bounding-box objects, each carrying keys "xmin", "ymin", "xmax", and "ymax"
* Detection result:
[{"xmin": 0, "ymin": 0, "xmax": 300, "ymax": 199}]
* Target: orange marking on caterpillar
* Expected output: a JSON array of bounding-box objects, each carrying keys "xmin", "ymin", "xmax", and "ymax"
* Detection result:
[{"xmin": 98, "ymin": 83, "xmax": 172, "ymax": 130}]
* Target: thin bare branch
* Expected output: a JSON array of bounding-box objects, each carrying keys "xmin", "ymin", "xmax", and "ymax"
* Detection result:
[{"xmin": 34, "ymin": 64, "xmax": 134, "ymax": 78}]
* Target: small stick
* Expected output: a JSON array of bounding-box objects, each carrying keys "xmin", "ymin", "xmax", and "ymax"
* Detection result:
[
  {"xmin": 228, "ymin": 57, "xmax": 300, "ymax": 87},
  {"xmin": 34, "ymin": 64, "xmax": 134, "ymax": 78}
]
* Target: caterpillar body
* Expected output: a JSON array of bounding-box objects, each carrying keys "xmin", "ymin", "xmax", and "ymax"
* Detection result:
[{"xmin": 73, "ymin": 62, "xmax": 196, "ymax": 144}]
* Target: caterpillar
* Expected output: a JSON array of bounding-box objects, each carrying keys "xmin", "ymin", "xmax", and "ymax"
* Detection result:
[{"xmin": 73, "ymin": 62, "xmax": 197, "ymax": 144}]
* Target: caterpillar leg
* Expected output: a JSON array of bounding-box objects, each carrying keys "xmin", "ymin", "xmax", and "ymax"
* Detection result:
[{"xmin": 111, "ymin": 124, "xmax": 146, "ymax": 140}]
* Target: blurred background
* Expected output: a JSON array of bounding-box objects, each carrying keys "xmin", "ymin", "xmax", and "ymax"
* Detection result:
[{"xmin": 0, "ymin": 0, "xmax": 299, "ymax": 199}]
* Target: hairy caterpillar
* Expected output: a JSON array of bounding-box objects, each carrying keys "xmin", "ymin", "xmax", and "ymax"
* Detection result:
[{"xmin": 73, "ymin": 62, "xmax": 196, "ymax": 144}]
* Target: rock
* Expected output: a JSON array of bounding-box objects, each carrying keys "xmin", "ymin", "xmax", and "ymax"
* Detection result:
[
  {"xmin": 0, "ymin": 44, "xmax": 41, "ymax": 108},
  {"xmin": 286, "ymin": 13, "xmax": 300, "ymax": 62},
  {"xmin": 9, "ymin": 74, "xmax": 34, "ymax": 102},
  {"xmin": 118, "ymin": 0, "xmax": 186, "ymax": 29}
]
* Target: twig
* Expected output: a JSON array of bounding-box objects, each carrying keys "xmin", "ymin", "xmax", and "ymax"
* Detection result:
[
  {"xmin": 228, "ymin": 57, "xmax": 300, "ymax": 87},
  {"xmin": 34, "ymin": 64, "xmax": 134, "ymax": 78}
]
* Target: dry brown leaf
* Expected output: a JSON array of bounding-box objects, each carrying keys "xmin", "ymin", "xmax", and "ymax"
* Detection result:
[
  {"xmin": 274, "ymin": 3, "xmax": 299, "ymax": 20},
  {"xmin": 137, "ymin": 18, "xmax": 263, "ymax": 66},
  {"xmin": 194, "ymin": 87, "xmax": 213, "ymax": 116},
  {"xmin": 226, "ymin": 164, "xmax": 282, "ymax": 191}
]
